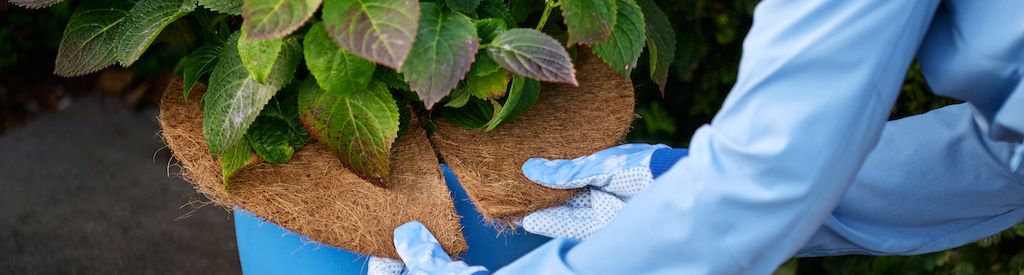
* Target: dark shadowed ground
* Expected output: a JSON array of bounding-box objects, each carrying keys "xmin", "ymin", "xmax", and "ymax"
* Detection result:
[{"xmin": 0, "ymin": 96, "xmax": 240, "ymax": 274}]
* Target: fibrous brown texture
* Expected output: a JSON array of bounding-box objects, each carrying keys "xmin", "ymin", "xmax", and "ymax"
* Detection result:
[
  {"xmin": 433, "ymin": 49, "xmax": 635, "ymax": 220},
  {"xmin": 159, "ymin": 79, "xmax": 465, "ymax": 258},
  {"xmin": 159, "ymin": 48, "xmax": 634, "ymax": 256}
]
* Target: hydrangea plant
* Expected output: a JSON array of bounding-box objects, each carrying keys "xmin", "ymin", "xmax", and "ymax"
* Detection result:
[{"xmin": 12, "ymin": 0, "xmax": 676, "ymax": 187}]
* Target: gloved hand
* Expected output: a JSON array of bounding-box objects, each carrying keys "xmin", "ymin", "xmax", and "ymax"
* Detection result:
[
  {"xmin": 519, "ymin": 144, "xmax": 686, "ymax": 239},
  {"xmin": 368, "ymin": 221, "xmax": 489, "ymax": 275},
  {"xmin": 367, "ymin": 257, "xmax": 404, "ymax": 275}
]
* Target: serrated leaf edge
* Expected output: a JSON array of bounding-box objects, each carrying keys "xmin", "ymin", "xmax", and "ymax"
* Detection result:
[{"xmin": 241, "ymin": 0, "xmax": 322, "ymax": 40}]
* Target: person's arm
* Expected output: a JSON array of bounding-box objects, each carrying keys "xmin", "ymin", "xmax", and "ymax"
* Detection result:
[
  {"xmin": 500, "ymin": 0, "xmax": 941, "ymax": 273},
  {"xmin": 524, "ymin": 104, "xmax": 1024, "ymax": 258},
  {"xmin": 798, "ymin": 103, "xmax": 1024, "ymax": 257}
]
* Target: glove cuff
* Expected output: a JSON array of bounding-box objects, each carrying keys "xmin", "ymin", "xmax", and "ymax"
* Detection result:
[{"xmin": 650, "ymin": 148, "xmax": 688, "ymax": 178}]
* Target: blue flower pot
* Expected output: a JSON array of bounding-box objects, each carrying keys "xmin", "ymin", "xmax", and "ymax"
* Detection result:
[{"xmin": 233, "ymin": 165, "xmax": 552, "ymax": 274}]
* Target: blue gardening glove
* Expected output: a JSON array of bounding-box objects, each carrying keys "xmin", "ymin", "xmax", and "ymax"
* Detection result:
[
  {"xmin": 519, "ymin": 144, "xmax": 686, "ymax": 239},
  {"xmin": 367, "ymin": 257, "xmax": 404, "ymax": 275},
  {"xmin": 370, "ymin": 221, "xmax": 489, "ymax": 275}
]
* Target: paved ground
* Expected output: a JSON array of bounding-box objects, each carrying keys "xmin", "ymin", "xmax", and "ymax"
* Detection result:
[{"xmin": 0, "ymin": 96, "xmax": 240, "ymax": 274}]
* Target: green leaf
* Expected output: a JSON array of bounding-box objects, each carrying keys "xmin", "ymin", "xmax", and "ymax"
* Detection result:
[
  {"xmin": 54, "ymin": 0, "xmax": 133, "ymax": 77},
  {"xmin": 475, "ymin": 18, "xmax": 507, "ymax": 43},
  {"xmin": 592, "ymin": 0, "xmax": 645, "ymax": 75},
  {"xmin": 507, "ymin": 0, "xmax": 534, "ymax": 24},
  {"xmin": 466, "ymin": 69, "xmax": 509, "ymax": 99},
  {"xmin": 241, "ymin": 0, "xmax": 321, "ymax": 40},
  {"xmin": 396, "ymin": 99, "xmax": 411, "ymax": 136},
  {"xmin": 237, "ymin": 31, "xmax": 283, "ymax": 84},
  {"xmin": 322, "ymin": 0, "xmax": 420, "ymax": 70},
  {"xmin": 199, "ymin": 0, "xmax": 241, "ymax": 15},
  {"xmin": 9, "ymin": 0, "xmax": 64, "ymax": 9},
  {"xmin": 203, "ymin": 33, "xmax": 301, "ymax": 156},
  {"xmin": 220, "ymin": 136, "xmax": 254, "ymax": 186},
  {"xmin": 484, "ymin": 76, "xmax": 538, "ymax": 130},
  {"xmin": 441, "ymin": 98, "xmax": 493, "ymax": 129},
  {"xmin": 446, "ymin": 0, "xmax": 479, "ymax": 14},
  {"xmin": 444, "ymin": 85, "xmax": 472, "ymax": 108},
  {"xmin": 561, "ymin": 0, "xmax": 616, "ymax": 45},
  {"xmin": 468, "ymin": 19, "xmax": 506, "ymax": 76},
  {"xmin": 297, "ymin": 79, "xmax": 399, "ymax": 187},
  {"xmin": 401, "ymin": 3, "xmax": 480, "ymax": 109},
  {"xmin": 181, "ymin": 41, "xmax": 224, "ymax": 99},
  {"xmin": 303, "ymin": 22, "xmax": 377, "ymax": 93},
  {"xmin": 174, "ymin": 58, "xmax": 186, "ymax": 75},
  {"xmin": 487, "ymin": 28, "xmax": 576, "ymax": 85},
  {"xmin": 117, "ymin": 0, "xmax": 197, "ymax": 66},
  {"xmin": 637, "ymin": 0, "xmax": 675, "ymax": 93},
  {"xmin": 245, "ymin": 84, "xmax": 311, "ymax": 163},
  {"xmin": 476, "ymin": 0, "xmax": 515, "ymax": 27},
  {"xmin": 373, "ymin": 68, "xmax": 411, "ymax": 91},
  {"xmin": 469, "ymin": 53, "xmax": 501, "ymax": 77}
]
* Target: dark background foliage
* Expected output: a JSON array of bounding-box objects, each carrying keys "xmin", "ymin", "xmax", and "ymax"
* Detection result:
[
  {"xmin": 0, "ymin": 1, "xmax": 1017, "ymax": 274},
  {"xmin": 625, "ymin": 0, "xmax": 961, "ymax": 147}
]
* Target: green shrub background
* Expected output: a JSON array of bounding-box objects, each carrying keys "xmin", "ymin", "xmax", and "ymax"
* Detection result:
[{"xmin": 1, "ymin": 1, "xmax": 1020, "ymax": 274}]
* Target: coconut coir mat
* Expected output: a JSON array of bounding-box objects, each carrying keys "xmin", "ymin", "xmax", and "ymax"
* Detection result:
[
  {"xmin": 433, "ymin": 49, "xmax": 635, "ymax": 220},
  {"xmin": 159, "ymin": 79, "xmax": 465, "ymax": 258},
  {"xmin": 159, "ymin": 48, "xmax": 634, "ymax": 258}
]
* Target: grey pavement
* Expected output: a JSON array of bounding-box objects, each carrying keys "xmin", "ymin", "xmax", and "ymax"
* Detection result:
[{"xmin": 0, "ymin": 96, "xmax": 240, "ymax": 274}]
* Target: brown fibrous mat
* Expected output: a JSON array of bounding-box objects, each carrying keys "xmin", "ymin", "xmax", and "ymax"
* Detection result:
[
  {"xmin": 433, "ymin": 49, "xmax": 635, "ymax": 220},
  {"xmin": 159, "ymin": 79, "xmax": 466, "ymax": 258},
  {"xmin": 158, "ymin": 48, "xmax": 634, "ymax": 258}
]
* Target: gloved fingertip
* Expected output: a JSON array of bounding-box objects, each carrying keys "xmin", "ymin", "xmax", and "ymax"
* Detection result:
[
  {"xmin": 511, "ymin": 217, "xmax": 525, "ymax": 227},
  {"xmin": 520, "ymin": 211, "xmax": 539, "ymax": 224},
  {"xmin": 525, "ymin": 157, "xmax": 551, "ymax": 162},
  {"xmin": 522, "ymin": 158, "xmax": 553, "ymax": 171},
  {"xmin": 521, "ymin": 159, "xmax": 562, "ymax": 185},
  {"xmin": 394, "ymin": 221, "xmax": 427, "ymax": 238},
  {"xmin": 394, "ymin": 221, "xmax": 455, "ymax": 265},
  {"xmin": 393, "ymin": 221, "xmax": 440, "ymax": 254}
]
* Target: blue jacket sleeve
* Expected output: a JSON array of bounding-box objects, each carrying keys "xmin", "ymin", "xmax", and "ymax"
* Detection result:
[
  {"xmin": 797, "ymin": 104, "xmax": 1024, "ymax": 257},
  {"xmin": 642, "ymin": 105, "xmax": 1024, "ymax": 257},
  {"xmin": 498, "ymin": 0, "xmax": 942, "ymax": 273}
]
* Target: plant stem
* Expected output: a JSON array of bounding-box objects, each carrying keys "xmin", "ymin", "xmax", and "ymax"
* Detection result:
[{"xmin": 535, "ymin": 0, "xmax": 560, "ymax": 31}]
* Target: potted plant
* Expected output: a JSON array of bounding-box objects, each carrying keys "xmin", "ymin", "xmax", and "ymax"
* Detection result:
[{"xmin": 13, "ymin": 0, "xmax": 677, "ymax": 262}]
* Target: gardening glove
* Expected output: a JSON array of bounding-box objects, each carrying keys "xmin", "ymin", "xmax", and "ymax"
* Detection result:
[
  {"xmin": 519, "ymin": 144, "xmax": 687, "ymax": 240},
  {"xmin": 378, "ymin": 221, "xmax": 489, "ymax": 275},
  {"xmin": 367, "ymin": 257, "xmax": 404, "ymax": 275}
]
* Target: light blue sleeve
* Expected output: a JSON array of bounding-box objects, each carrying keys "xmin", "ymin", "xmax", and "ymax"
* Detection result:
[
  {"xmin": 798, "ymin": 103, "xmax": 1024, "ymax": 257},
  {"xmin": 498, "ymin": 0, "xmax": 941, "ymax": 274}
]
